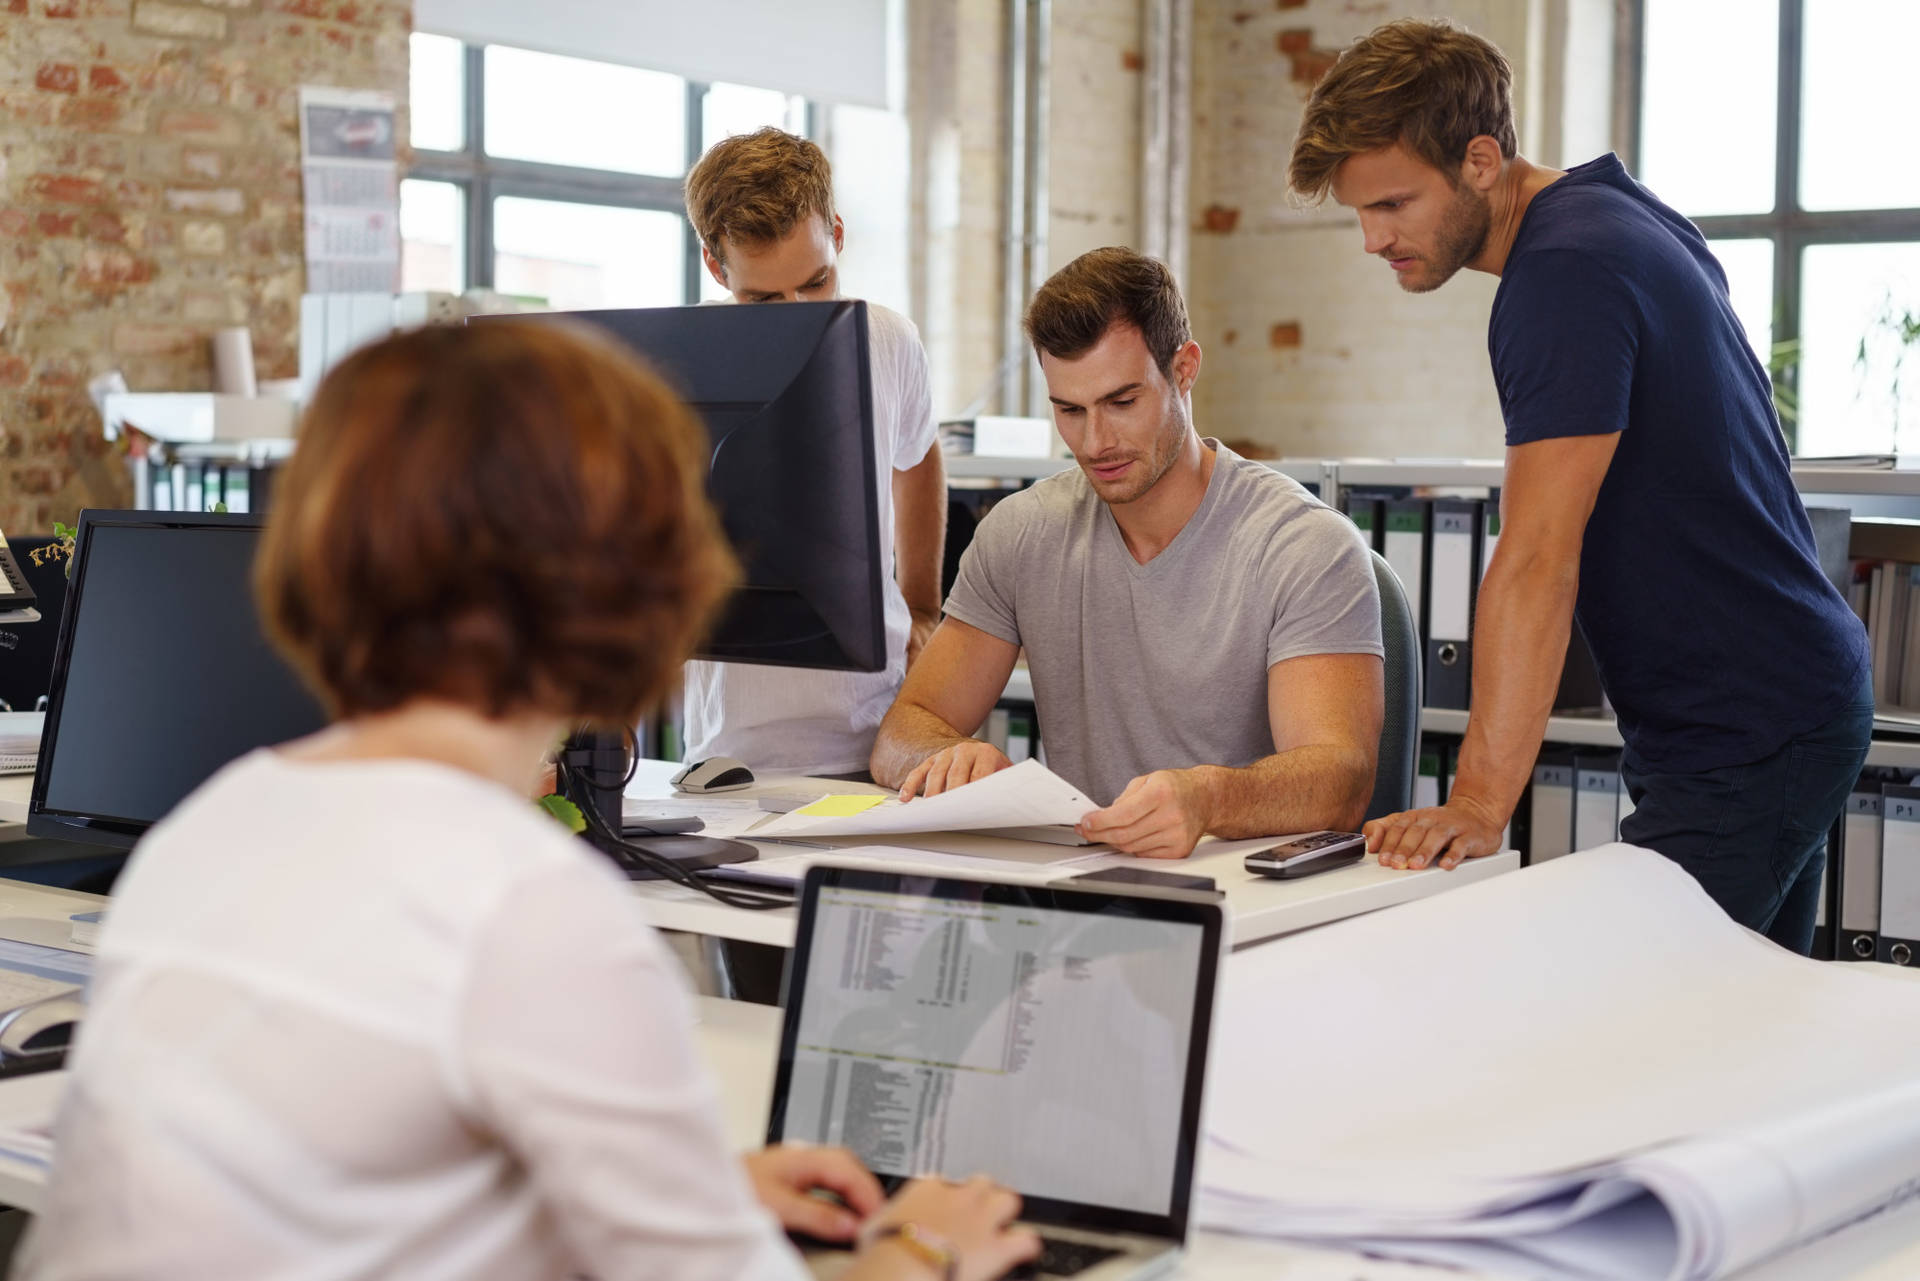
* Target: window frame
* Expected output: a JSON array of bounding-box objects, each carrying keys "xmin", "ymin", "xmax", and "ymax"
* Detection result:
[
  {"xmin": 1628, "ymin": 0, "xmax": 1920, "ymax": 448},
  {"xmin": 405, "ymin": 40, "xmax": 816, "ymax": 306}
]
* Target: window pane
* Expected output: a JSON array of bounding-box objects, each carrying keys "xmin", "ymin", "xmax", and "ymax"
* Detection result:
[
  {"xmin": 1638, "ymin": 0, "xmax": 1777, "ymax": 216},
  {"xmin": 484, "ymin": 47, "xmax": 686, "ymax": 177},
  {"xmin": 1706, "ymin": 238, "xmax": 1774, "ymax": 360},
  {"xmin": 400, "ymin": 179, "xmax": 466, "ymax": 294},
  {"xmin": 493, "ymin": 197, "xmax": 686, "ymax": 310},
  {"xmin": 702, "ymin": 83, "xmax": 807, "ymax": 152},
  {"xmin": 1801, "ymin": 1, "xmax": 1920, "ymax": 211},
  {"xmin": 409, "ymin": 33, "xmax": 465, "ymax": 153},
  {"xmin": 1796, "ymin": 243, "xmax": 1920, "ymax": 455}
]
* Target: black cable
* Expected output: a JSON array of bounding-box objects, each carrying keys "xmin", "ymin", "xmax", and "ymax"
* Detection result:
[{"xmin": 557, "ymin": 751, "xmax": 790, "ymax": 912}]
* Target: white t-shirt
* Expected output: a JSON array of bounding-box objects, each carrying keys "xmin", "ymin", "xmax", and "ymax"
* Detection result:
[
  {"xmin": 16, "ymin": 751, "xmax": 807, "ymax": 1281},
  {"xmin": 681, "ymin": 300, "xmax": 939, "ymax": 776}
]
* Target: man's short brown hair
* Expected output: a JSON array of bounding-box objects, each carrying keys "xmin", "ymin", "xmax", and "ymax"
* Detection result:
[
  {"xmin": 1024, "ymin": 247, "xmax": 1191, "ymax": 377},
  {"xmin": 684, "ymin": 127, "xmax": 837, "ymax": 267},
  {"xmin": 1289, "ymin": 18, "xmax": 1517, "ymax": 203},
  {"xmin": 256, "ymin": 321, "xmax": 737, "ymax": 728}
]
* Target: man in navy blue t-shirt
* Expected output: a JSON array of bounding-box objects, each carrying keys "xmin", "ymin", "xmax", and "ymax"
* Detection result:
[{"xmin": 1287, "ymin": 18, "xmax": 1870, "ymax": 952}]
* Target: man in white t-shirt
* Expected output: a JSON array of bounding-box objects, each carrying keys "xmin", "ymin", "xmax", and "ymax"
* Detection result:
[{"xmin": 681, "ymin": 128, "xmax": 946, "ymax": 777}]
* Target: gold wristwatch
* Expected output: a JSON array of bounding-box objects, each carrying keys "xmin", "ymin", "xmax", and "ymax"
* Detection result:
[{"xmin": 869, "ymin": 1220, "xmax": 959, "ymax": 1281}]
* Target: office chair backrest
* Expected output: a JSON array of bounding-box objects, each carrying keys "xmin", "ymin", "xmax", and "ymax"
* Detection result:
[{"xmin": 1367, "ymin": 550, "xmax": 1421, "ymax": 823}]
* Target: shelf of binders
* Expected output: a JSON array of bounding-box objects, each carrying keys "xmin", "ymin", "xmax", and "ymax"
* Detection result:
[
  {"xmin": 948, "ymin": 454, "xmax": 1335, "ymax": 490},
  {"xmin": 1791, "ymin": 464, "xmax": 1920, "ymax": 498},
  {"xmin": 1420, "ymin": 706, "xmax": 1920, "ymax": 772},
  {"xmin": 1333, "ymin": 458, "xmax": 1507, "ymax": 492}
]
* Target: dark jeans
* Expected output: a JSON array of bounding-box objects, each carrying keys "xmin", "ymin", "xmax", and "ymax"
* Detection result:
[{"xmin": 1619, "ymin": 673, "xmax": 1873, "ymax": 955}]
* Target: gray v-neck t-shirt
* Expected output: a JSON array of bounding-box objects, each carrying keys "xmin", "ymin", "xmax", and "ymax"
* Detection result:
[{"xmin": 943, "ymin": 441, "xmax": 1382, "ymax": 805}]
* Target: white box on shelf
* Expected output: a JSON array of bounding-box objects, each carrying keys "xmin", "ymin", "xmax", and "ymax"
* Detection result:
[
  {"xmin": 971, "ymin": 415, "xmax": 1055, "ymax": 458},
  {"xmin": 101, "ymin": 393, "xmax": 298, "ymax": 444}
]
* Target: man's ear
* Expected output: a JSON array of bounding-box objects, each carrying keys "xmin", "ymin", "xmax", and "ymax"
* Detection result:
[
  {"xmin": 831, "ymin": 213, "xmax": 845, "ymax": 253},
  {"xmin": 702, "ymin": 244, "xmax": 730, "ymax": 291},
  {"xmin": 1171, "ymin": 340, "xmax": 1202, "ymax": 396},
  {"xmin": 1460, "ymin": 135, "xmax": 1504, "ymax": 193}
]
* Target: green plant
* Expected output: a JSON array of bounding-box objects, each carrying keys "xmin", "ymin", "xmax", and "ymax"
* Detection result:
[
  {"xmin": 27, "ymin": 521, "xmax": 77, "ymax": 578},
  {"xmin": 536, "ymin": 792, "xmax": 586, "ymax": 833},
  {"xmin": 1766, "ymin": 338, "xmax": 1800, "ymax": 447},
  {"xmin": 1855, "ymin": 295, "xmax": 1920, "ymax": 449}
]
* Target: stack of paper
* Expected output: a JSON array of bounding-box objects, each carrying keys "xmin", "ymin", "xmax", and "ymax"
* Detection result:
[
  {"xmin": 751, "ymin": 759, "xmax": 1096, "ymax": 840},
  {"xmin": 0, "ymin": 711, "xmax": 42, "ymax": 775},
  {"xmin": 1199, "ymin": 846, "xmax": 1920, "ymax": 1280}
]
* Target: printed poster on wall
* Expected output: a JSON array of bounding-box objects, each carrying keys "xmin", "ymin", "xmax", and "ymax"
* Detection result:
[{"xmin": 299, "ymin": 86, "xmax": 400, "ymax": 294}]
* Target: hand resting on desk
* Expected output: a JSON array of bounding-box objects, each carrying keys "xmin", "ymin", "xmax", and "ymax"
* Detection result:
[{"xmin": 1364, "ymin": 794, "xmax": 1507, "ymax": 871}]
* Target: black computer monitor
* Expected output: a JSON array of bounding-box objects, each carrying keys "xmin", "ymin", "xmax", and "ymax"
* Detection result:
[
  {"xmin": 27, "ymin": 512, "xmax": 329, "ymax": 849},
  {"xmin": 516, "ymin": 300, "xmax": 887, "ymax": 674}
]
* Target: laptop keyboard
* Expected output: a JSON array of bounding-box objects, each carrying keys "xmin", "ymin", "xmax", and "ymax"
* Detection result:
[{"xmin": 1006, "ymin": 1236, "xmax": 1124, "ymax": 1277}]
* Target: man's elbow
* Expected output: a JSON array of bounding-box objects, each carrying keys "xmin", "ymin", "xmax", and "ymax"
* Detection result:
[
  {"xmin": 869, "ymin": 707, "xmax": 910, "ymax": 787},
  {"xmin": 1331, "ymin": 744, "xmax": 1376, "ymax": 831}
]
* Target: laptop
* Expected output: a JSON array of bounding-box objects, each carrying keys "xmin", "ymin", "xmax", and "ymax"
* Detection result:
[{"xmin": 769, "ymin": 864, "xmax": 1226, "ymax": 1279}]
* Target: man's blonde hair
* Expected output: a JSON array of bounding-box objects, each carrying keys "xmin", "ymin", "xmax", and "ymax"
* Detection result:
[
  {"xmin": 684, "ymin": 127, "xmax": 837, "ymax": 267},
  {"xmin": 1289, "ymin": 18, "xmax": 1516, "ymax": 203}
]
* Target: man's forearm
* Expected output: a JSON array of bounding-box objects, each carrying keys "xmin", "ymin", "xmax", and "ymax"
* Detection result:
[
  {"xmin": 871, "ymin": 702, "xmax": 975, "ymax": 789},
  {"xmin": 1447, "ymin": 545, "xmax": 1580, "ymax": 823},
  {"xmin": 893, "ymin": 448, "xmax": 947, "ymax": 621},
  {"xmin": 1187, "ymin": 743, "xmax": 1374, "ymax": 838}
]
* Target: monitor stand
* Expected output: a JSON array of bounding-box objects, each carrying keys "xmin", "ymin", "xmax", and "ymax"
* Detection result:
[
  {"xmin": 557, "ymin": 730, "xmax": 758, "ymax": 881},
  {"xmin": 610, "ymin": 834, "xmax": 758, "ymax": 881}
]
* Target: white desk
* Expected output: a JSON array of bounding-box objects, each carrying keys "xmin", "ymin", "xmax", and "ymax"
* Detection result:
[
  {"xmin": 0, "ymin": 878, "xmax": 103, "ymax": 1215},
  {"xmin": 693, "ymin": 995, "xmax": 1920, "ymax": 1281},
  {"xmin": 0, "ymin": 888, "xmax": 1911, "ymax": 1276},
  {"xmin": 621, "ymin": 765, "xmax": 1518, "ymax": 949},
  {"xmin": 0, "ymin": 777, "xmax": 30, "ymax": 827}
]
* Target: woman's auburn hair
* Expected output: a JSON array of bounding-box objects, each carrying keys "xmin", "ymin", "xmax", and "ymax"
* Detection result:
[{"xmin": 256, "ymin": 319, "xmax": 739, "ymax": 727}]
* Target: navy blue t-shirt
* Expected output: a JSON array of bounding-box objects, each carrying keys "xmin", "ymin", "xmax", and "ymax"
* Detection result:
[{"xmin": 1489, "ymin": 154, "xmax": 1868, "ymax": 773}]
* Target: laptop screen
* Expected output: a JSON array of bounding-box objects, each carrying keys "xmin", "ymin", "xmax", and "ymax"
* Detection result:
[{"xmin": 769, "ymin": 867, "xmax": 1222, "ymax": 1238}]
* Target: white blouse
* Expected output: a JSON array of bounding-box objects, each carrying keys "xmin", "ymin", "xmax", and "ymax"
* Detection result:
[{"xmin": 17, "ymin": 752, "xmax": 809, "ymax": 1281}]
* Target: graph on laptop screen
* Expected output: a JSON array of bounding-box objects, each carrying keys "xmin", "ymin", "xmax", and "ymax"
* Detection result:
[{"xmin": 780, "ymin": 884, "xmax": 1205, "ymax": 1215}]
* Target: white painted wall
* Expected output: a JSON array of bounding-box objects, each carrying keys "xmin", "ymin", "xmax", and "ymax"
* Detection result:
[{"xmin": 412, "ymin": 0, "xmax": 892, "ymax": 107}]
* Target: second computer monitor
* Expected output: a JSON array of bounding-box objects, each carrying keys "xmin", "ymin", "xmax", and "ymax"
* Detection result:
[
  {"xmin": 525, "ymin": 301, "xmax": 887, "ymax": 674},
  {"xmin": 28, "ymin": 511, "xmax": 329, "ymax": 849}
]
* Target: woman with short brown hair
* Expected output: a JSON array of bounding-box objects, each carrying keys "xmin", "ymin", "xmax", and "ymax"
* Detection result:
[{"xmin": 18, "ymin": 322, "xmax": 1036, "ymax": 1281}]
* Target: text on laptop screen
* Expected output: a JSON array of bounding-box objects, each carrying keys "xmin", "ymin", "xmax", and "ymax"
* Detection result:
[{"xmin": 779, "ymin": 884, "xmax": 1206, "ymax": 1215}]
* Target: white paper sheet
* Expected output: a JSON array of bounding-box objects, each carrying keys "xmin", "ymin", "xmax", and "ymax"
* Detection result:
[
  {"xmin": 1197, "ymin": 845, "xmax": 1920, "ymax": 1280},
  {"xmin": 704, "ymin": 843, "xmax": 1108, "ymax": 890},
  {"xmin": 751, "ymin": 760, "xmax": 1097, "ymax": 839}
]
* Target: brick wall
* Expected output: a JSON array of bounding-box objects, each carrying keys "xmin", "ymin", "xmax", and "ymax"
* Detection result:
[
  {"xmin": 1188, "ymin": 0, "xmax": 1537, "ymax": 459},
  {"xmin": 0, "ymin": 0, "xmax": 408, "ymax": 533}
]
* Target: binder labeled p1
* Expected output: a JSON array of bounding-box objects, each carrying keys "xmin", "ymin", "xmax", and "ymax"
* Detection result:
[
  {"xmin": 1879, "ymin": 784, "xmax": 1920, "ymax": 966},
  {"xmin": 1528, "ymin": 752, "xmax": 1575, "ymax": 864},
  {"xmin": 1839, "ymin": 789, "xmax": 1884, "ymax": 961},
  {"xmin": 1425, "ymin": 500, "xmax": 1481, "ymax": 710}
]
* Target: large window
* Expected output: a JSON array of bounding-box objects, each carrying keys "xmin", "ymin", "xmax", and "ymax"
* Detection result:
[
  {"xmin": 402, "ymin": 33, "xmax": 809, "ymax": 312},
  {"xmin": 1636, "ymin": 1, "xmax": 1920, "ymax": 454}
]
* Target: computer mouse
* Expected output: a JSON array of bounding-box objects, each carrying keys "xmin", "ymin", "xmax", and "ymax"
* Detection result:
[{"xmin": 671, "ymin": 756, "xmax": 756, "ymax": 794}]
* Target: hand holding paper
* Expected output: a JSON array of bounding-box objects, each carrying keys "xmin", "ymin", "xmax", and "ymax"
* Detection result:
[{"xmin": 1076, "ymin": 769, "xmax": 1212, "ymax": 859}]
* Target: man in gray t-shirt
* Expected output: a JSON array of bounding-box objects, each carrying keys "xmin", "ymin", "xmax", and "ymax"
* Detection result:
[{"xmin": 871, "ymin": 248, "xmax": 1384, "ymax": 858}]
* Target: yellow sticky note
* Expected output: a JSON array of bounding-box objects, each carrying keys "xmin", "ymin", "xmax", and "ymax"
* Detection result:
[{"xmin": 797, "ymin": 794, "xmax": 889, "ymax": 818}]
